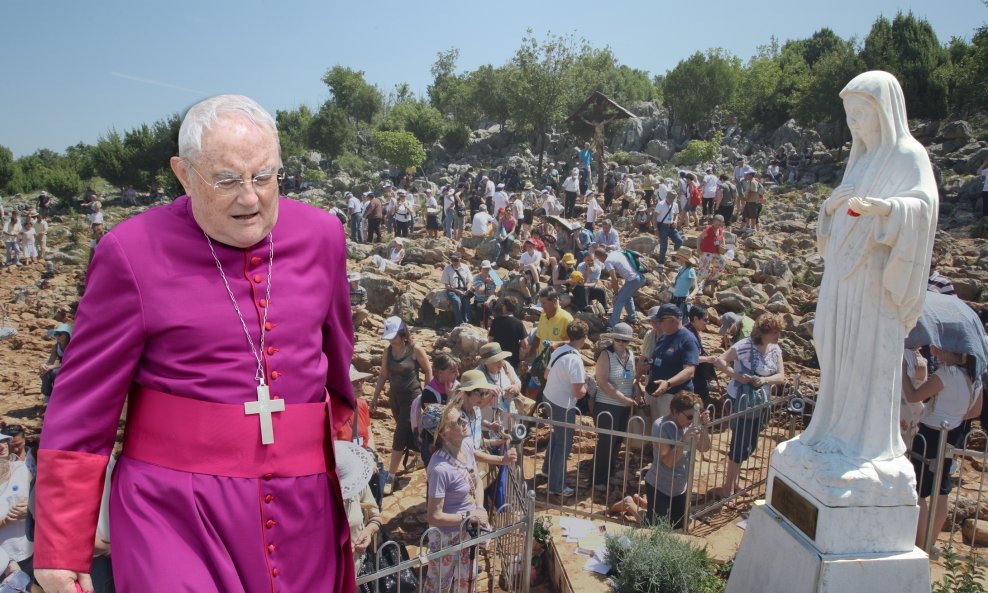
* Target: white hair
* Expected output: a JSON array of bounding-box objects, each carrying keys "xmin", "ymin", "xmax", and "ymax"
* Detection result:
[{"xmin": 177, "ymin": 94, "xmax": 279, "ymax": 163}]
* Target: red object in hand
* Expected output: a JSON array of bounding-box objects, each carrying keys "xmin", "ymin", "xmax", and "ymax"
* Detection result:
[
  {"xmin": 847, "ymin": 207, "xmax": 861, "ymax": 217},
  {"xmin": 75, "ymin": 584, "xmax": 85, "ymax": 593}
]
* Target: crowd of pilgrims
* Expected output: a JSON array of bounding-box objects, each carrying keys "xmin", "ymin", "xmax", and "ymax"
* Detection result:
[{"xmin": 2, "ymin": 151, "xmax": 984, "ymax": 592}]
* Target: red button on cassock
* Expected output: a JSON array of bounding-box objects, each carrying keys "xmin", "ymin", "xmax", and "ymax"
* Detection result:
[
  {"xmin": 259, "ymin": 299, "xmax": 267, "ymax": 308},
  {"xmin": 271, "ymin": 568, "xmax": 280, "ymax": 577},
  {"xmin": 250, "ymin": 256, "xmax": 262, "ymax": 266},
  {"xmin": 265, "ymin": 322, "xmax": 275, "ymax": 331},
  {"xmin": 266, "ymin": 519, "xmax": 276, "ymax": 529},
  {"xmin": 263, "ymin": 473, "xmax": 273, "ymax": 481},
  {"xmin": 264, "ymin": 494, "xmax": 273, "ymax": 504},
  {"xmin": 254, "ymin": 274, "xmax": 264, "ymax": 283},
  {"xmin": 268, "ymin": 544, "xmax": 276, "ymax": 554},
  {"xmin": 267, "ymin": 346, "xmax": 278, "ymax": 355},
  {"xmin": 271, "ymin": 371, "xmax": 283, "ymax": 379}
]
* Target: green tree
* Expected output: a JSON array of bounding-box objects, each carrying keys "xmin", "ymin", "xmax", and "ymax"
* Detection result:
[
  {"xmin": 321, "ymin": 66, "xmax": 383, "ymax": 124},
  {"xmin": 506, "ymin": 30, "xmax": 579, "ymax": 174},
  {"xmin": 786, "ymin": 28, "xmax": 849, "ymax": 68},
  {"xmin": 276, "ymin": 105, "xmax": 314, "ymax": 158},
  {"xmin": 734, "ymin": 39, "xmax": 809, "ymax": 129},
  {"xmin": 468, "ymin": 64, "xmax": 514, "ymax": 129},
  {"xmin": 861, "ymin": 12, "xmax": 949, "ymax": 118},
  {"xmin": 794, "ymin": 42, "xmax": 866, "ymax": 125},
  {"xmin": 428, "ymin": 49, "xmax": 475, "ymax": 124},
  {"xmin": 91, "ymin": 130, "xmax": 130, "ymax": 188},
  {"xmin": 308, "ymin": 102, "xmax": 355, "ymax": 159},
  {"xmin": 379, "ymin": 99, "xmax": 445, "ymax": 144},
  {"xmin": 0, "ymin": 145, "xmax": 15, "ymax": 190},
  {"xmin": 64, "ymin": 142, "xmax": 97, "ymax": 180},
  {"xmin": 946, "ymin": 26, "xmax": 988, "ymax": 116},
  {"xmin": 372, "ymin": 130, "xmax": 425, "ymax": 171},
  {"xmin": 570, "ymin": 46, "xmax": 656, "ymax": 107},
  {"xmin": 663, "ymin": 49, "xmax": 742, "ymax": 126}
]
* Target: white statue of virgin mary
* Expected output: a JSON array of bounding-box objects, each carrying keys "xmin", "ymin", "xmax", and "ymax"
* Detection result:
[{"xmin": 797, "ymin": 70, "xmax": 938, "ymax": 463}]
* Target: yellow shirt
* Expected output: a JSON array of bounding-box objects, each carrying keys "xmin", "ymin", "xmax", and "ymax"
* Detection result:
[{"xmin": 536, "ymin": 309, "xmax": 574, "ymax": 351}]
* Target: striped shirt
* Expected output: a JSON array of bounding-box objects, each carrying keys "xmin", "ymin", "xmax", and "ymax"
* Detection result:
[{"xmin": 596, "ymin": 348, "xmax": 636, "ymax": 407}]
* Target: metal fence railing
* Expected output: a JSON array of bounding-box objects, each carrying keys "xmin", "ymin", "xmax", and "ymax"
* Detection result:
[
  {"xmin": 512, "ymin": 376, "xmax": 810, "ymax": 534},
  {"xmin": 914, "ymin": 425, "xmax": 988, "ymax": 562},
  {"xmin": 355, "ymin": 465, "xmax": 536, "ymax": 593}
]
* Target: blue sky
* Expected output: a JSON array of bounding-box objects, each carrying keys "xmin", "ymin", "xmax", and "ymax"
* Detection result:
[{"xmin": 1, "ymin": 0, "xmax": 985, "ymax": 157}]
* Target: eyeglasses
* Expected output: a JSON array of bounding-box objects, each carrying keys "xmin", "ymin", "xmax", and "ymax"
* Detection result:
[
  {"xmin": 681, "ymin": 412, "xmax": 694, "ymax": 421},
  {"xmin": 455, "ymin": 416, "xmax": 469, "ymax": 427},
  {"xmin": 187, "ymin": 163, "xmax": 284, "ymax": 196}
]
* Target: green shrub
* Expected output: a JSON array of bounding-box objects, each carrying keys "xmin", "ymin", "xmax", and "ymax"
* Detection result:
[
  {"xmin": 933, "ymin": 546, "xmax": 986, "ymax": 593},
  {"xmin": 676, "ymin": 132, "xmax": 724, "ymax": 166},
  {"xmin": 372, "ymin": 131, "xmax": 426, "ymax": 171},
  {"xmin": 609, "ymin": 151, "xmax": 633, "ymax": 165},
  {"xmin": 605, "ymin": 524, "xmax": 725, "ymax": 593},
  {"xmin": 335, "ymin": 152, "xmax": 372, "ymax": 178},
  {"xmin": 303, "ymin": 168, "xmax": 328, "ymax": 183},
  {"xmin": 442, "ymin": 123, "xmax": 471, "ymax": 152}
]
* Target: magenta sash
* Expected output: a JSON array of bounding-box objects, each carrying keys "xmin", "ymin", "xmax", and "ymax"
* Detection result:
[{"xmin": 122, "ymin": 385, "xmax": 332, "ymax": 478}]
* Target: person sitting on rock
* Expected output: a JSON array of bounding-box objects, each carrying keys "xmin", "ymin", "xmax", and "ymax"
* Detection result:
[
  {"xmin": 540, "ymin": 189, "xmax": 563, "ymax": 217},
  {"xmin": 40, "ymin": 323, "xmax": 72, "ymax": 404},
  {"xmin": 442, "ymin": 252, "xmax": 473, "ymax": 326},
  {"xmin": 576, "ymin": 252, "xmax": 608, "ymax": 312},
  {"xmin": 634, "ymin": 204, "xmax": 651, "ymax": 234},
  {"xmin": 593, "ymin": 219, "xmax": 620, "ymax": 252},
  {"xmin": 471, "ymin": 204, "xmax": 496, "ymax": 238},
  {"xmin": 471, "ymin": 261, "xmax": 500, "ymax": 329},
  {"xmin": 517, "ymin": 239, "xmax": 544, "ymax": 305}
]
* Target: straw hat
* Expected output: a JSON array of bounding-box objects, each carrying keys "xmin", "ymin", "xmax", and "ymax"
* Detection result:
[
  {"xmin": 334, "ymin": 441, "xmax": 375, "ymax": 500},
  {"xmin": 479, "ymin": 342, "xmax": 512, "ymax": 365},
  {"xmin": 458, "ymin": 369, "xmax": 499, "ymax": 392},
  {"xmin": 676, "ymin": 247, "xmax": 697, "ymax": 267}
]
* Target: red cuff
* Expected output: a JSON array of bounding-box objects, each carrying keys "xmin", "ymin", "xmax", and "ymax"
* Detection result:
[{"xmin": 33, "ymin": 449, "xmax": 109, "ymax": 572}]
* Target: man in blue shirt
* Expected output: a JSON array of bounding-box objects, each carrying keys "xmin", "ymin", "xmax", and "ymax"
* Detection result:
[
  {"xmin": 647, "ymin": 304, "xmax": 700, "ymax": 416},
  {"xmin": 579, "ymin": 142, "xmax": 593, "ymax": 186}
]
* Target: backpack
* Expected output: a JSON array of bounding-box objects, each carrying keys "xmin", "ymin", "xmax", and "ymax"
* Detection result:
[
  {"xmin": 623, "ymin": 249, "xmax": 650, "ymax": 275},
  {"xmin": 689, "ymin": 182, "xmax": 702, "ymax": 207},
  {"xmin": 335, "ymin": 210, "xmax": 348, "ymax": 226}
]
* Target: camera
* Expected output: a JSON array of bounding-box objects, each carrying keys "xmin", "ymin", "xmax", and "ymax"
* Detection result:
[{"xmin": 788, "ymin": 397, "xmax": 806, "ymax": 415}]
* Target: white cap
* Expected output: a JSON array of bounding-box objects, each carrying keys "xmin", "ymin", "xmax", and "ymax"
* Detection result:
[
  {"xmin": 480, "ymin": 260, "xmax": 492, "ymax": 269},
  {"xmin": 382, "ymin": 316, "xmax": 406, "ymax": 340},
  {"xmin": 496, "ymin": 183, "xmax": 505, "ymax": 189},
  {"xmin": 348, "ymin": 272, "xmax": 362, "ymax": 282}
]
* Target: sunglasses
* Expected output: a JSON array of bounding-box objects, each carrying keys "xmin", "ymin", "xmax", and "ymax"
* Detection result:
[
  {"xmin": 681, "ymin": 412, "xmax": 695, "ymax": 421},
  {"xmin": 455, "ymin": 416, "xmax": 469, "ymax": 427}
]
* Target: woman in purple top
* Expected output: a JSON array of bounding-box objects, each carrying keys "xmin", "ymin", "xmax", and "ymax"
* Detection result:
[{"xmin": 425, "ymin": 404, "xmax": 489, "ymax": 593}]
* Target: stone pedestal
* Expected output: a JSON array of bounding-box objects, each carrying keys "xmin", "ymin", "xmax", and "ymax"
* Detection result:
[
  {"xmin": 727, "ymin": 503, "xmax": 932, "ymax": 593},
  {"xmin": 726, "ymin": 438, "xmax": 932, "ymax": 593}
]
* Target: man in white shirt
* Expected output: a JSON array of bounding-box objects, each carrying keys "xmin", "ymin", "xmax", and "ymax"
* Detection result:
[
  {"xmin": 482, "ymin": 175, "xmax": 496, "ymax": 204},
  {"xmin": 593, "ymin": 219, "xmax": 621, "ymax": 251},
  {"xmin": 585, "ymin": 190, "xmax": 604, "ymax": 230},
  {"xmin": 561, "ymin": 168, "xmax": 581, "ymax": 218},
  {"xmin": 509, "ymin": 193, "xmax": 525, "ymax": 222},
  {"xmin": 654, "ymin": 191, "xmax": 683, "ymax": 265},
  {"xmin": 540, "ymin": 319, "xmax": 588, "ymax": 497},
  {"xmin": 346, "ymin": 192, "xmax": 363, "ymax": 243},
  {"xmin": 471, "ymin": 205, "xmax": 496, "ymax": 236},
  {"xmin": 492, "ymin": 184, "xmax": 509, "ymax": 215},
  {"xmin": 598, "ymin": 247, "xmax": 646, "ymax": 328},
  {"xmin": 701, "ymin": 168, "xmax": 719, "ymax": 217},
  {"xmin": 441, "ymin": 252, "xmax": 474, "ymax": 325}
]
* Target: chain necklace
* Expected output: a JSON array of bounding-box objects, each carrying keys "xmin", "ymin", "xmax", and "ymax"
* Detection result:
[{"xmin": 205, "ymin": 232, "xmax": 275, "ymax": 386}]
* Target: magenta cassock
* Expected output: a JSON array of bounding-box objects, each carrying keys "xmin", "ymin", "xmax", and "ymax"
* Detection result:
[{"xmin": 35, "ymin": 195, "xmax": 356, "ymax": 592}]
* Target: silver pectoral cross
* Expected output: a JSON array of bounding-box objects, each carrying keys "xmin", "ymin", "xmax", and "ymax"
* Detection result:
[{"xmin": 244, "ymin": 382, "xmax": 285, "ymax": 445}]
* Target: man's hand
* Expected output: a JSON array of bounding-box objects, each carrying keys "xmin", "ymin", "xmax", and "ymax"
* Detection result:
[
  {"xmin": 651, "ymin": 379, "xmax": 670, "ymax": 395},
  {"xmin": 35, "ymin": 569, "xmax": 94, "ymax": 593},
  {"xmin": 502, "ymin": 449, "xmax": 518, "ymax": 465}
]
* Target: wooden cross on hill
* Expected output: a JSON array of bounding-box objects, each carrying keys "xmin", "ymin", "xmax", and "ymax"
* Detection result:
[{"xmin": 565, "ymin": 91, "xmax": 636, "ymax": 192}]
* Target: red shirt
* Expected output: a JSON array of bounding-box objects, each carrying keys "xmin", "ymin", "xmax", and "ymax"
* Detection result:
[
  {"xmin": 699, "ymin": 225, "xmax": 723, "ymax": 254},
  {"xmin": 337, "ymin": 398, "xmax": 371, "ymax": 449}
]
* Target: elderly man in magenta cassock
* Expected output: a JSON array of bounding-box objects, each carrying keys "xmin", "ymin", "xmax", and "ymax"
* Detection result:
[{"xmin": 34, "ymin": 95, "xmax": 356, "ymax": 593}]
